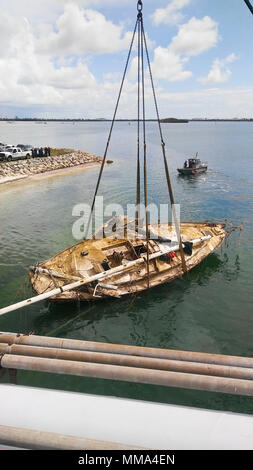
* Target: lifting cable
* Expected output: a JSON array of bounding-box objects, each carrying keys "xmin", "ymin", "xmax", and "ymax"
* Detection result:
[
  {"xmin": 135, "ymin": 14, "xmax": 141, "ymax": 235},
  {"xmin": 139, "ymin": 1, "xmax": 150, "ymax": 286},
  {"xmin": 85, "ymin": 0, "xmax": 187, "ymax": 276},
  {"xmin": 244, "ymin": 0, "xmax": 253, "ymax": 15},
  {"xmin": 140, "ymin": 17, "xmax": 187, "ymax": 273},
  {"xmin": 84, "ymin": 18, "xmax": 138, "ymax": 239}
]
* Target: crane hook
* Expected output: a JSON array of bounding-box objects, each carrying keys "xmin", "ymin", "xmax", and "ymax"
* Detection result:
[{"xmin": 137, "ymin": 1, "xmax": 143, "ymax": 12}]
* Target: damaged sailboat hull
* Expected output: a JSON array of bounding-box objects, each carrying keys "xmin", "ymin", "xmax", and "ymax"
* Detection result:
[{"xmin": 29, "ymin": 221, "xmax": 227, "ymax": 302}]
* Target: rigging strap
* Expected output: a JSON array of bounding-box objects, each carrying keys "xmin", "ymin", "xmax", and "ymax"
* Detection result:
[
  {"xmin": 139, "ymin": 9, "xmax": 150, "ymax": 287},
  {"xmin": 135, "ymin": 16, "xmax": 141, "ymax": 235},
  {"xmin": 85, "ymin": 0, "xmax": 187, "ymax": 276},
  {"xmin": 140, "ymin": 20, "xmax": 187, "ymax": 273},
  {"xmin": 244, "ymin": 0, "xmax": 253, "ymax": 15},
  {"xmin": 84, "ymin": 18, "xmax": 138, "ymax": 239}
]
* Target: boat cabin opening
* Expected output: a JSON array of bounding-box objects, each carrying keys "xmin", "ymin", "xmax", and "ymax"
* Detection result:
[{"xmin": 184, "ymin": 158, "xmax": 201, "ymax": 169}]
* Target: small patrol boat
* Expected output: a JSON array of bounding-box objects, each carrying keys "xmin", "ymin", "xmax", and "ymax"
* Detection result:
[{"xmin": 177, "ymin": 154, "xmax": 208, "ymax": 175}]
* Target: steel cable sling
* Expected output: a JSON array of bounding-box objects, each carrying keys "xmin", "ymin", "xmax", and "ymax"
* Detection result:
[
  {"xmin": 84, "ymin": 18, "xmax": 138, "ymax": 239},
  {"xmin": 139, "ymin": 3, "xmax": 187, "ymax": 273},
  {"xmin": 85, "ymin": 0, "xmax": 187, "ymax": 277},
  {"xmin": 244, "ymin": 0, "xmax": 253, "ymax": 15},
  {"xmin": 135, "ymin": 12, "xmax": 141, "ymax": 235},
  {"xmin": 139, "ymin": 1, "xmax": 150, "ymax": 286}
]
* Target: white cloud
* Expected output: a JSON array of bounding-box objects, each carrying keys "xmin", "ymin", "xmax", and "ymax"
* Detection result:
[
  {"xmin": 152, "ymin": 47, "xmax": 192, "ymax": 82},
  {"xmin": 0, "ymin": 3, "xmax": 247, "ymax": 119},
  {"xmin": 0, "ymin": 8, "xmax": 142, "ymax": 117},
  {"xmin": 0, "ymin": 8, "xmax": 97, "ymax": 108},
  {"xmin": 152, "ymin": 0, "xmax": 191, "ymax": 26},
  {"xmin": 47, "ymin": 62, "xmax": 97, "ymax": 90},
  {"xmin": 0, "ymin": 0, "xmax": 130, "ymax": 21},
  {"xmin": 157, "ymin": 87, "xmax": 253, "ymax": 118},
  {"xmin": 0, "ymin": 4, "xmax": 136, "ymax": 112},
  {"xmin": 128, "ymin": 56, "xmax": 139, "ymax": 81},
  {"xmin": 151, "ymin": 16, "xmax": 219, "ymax": 82},
  {"xmin": 36, "ymin": 4, "xmax": 133, "ymax": 56},
  {"xmin": 0, "ymin": 13, "xmax": 33, "ymax": 58},
  {"xmin": 170, "ymin": 16, "xmax": 219, "ymax": 56},
  {"xmin": 199, "ymin": 53, "xmax": 238, "ymax": 84}
]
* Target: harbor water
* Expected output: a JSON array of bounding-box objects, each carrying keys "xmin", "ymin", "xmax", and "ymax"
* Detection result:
[{"xmin": 0, "ymin": 120, "xmax": 252, "ymax": 413}]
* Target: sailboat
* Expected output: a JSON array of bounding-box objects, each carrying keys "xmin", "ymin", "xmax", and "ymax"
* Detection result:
[
  {"xmin": 0, "ymin": 2, "xmax": 231, "ymax": 316},
  {"xmin": 28, "ymin": 1, "xmax": 228, "ymax": 303},
  {"xmin": 29, "ymin": 217, "xmax": 226, "ymax": 302}
]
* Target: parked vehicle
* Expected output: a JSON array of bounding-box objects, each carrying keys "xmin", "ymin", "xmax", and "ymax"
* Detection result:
[
  {"xmin": 0, "ymin": 147, "xmax": 32, "ymax": 161},
  {"xmin": 0, "ymin": 144, "xmax": 15, "ymax": 151},
  {"xmin": 0, "ymin": 152, "xmax": 8, "ymax": 161},
  {"xmin": 17, "ymin": 144, "xmax": 34, "ymax": 151}
]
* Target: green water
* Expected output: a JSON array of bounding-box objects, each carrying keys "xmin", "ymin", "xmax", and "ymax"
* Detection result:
[{"xmin": 0, "ymin": 120, "xmax": 252, "ymax": 413}]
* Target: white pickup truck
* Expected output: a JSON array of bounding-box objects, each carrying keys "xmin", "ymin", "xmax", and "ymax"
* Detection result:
[{"xmin": 0, "ymin": 147, "xmax": 32, "ymax": 161}]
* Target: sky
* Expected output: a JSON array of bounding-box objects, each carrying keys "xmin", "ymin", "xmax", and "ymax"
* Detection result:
[{"xmin": 0, "ymin": 0, "xmax": 253, "ymax": 119}]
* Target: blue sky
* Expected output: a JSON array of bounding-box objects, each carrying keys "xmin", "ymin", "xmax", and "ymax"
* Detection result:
[{"xmin": 0, "ymin": 0, "xmax": 252, "ymax": 118}]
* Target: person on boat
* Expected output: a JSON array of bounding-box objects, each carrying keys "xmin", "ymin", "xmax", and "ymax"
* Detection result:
[{"xmin": 184, "ymin": 160, "xmax": 188, "ymax": 168}]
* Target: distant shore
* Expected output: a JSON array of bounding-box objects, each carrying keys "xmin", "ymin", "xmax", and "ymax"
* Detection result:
[
  {"xmin": 191, "ymin": 119, "xmax": 253, "ymax": 122},
  {"xmin": 1, "ymin": 118, "xmax": 252, "ymax": 122},
  {"xmin": 0, "ymin": 150, "xmax": 104, "ymax": 187},
  {"xmin": 0, "ymin": 117, "xmax": 189, "ymax": 123}
]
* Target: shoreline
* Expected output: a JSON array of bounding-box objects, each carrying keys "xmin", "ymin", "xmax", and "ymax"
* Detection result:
[
  {"xmin": 0, "ymin": 151, "xmax": 104, "ymax": 188},
  {"xmin": 0, "ymin": 162, "xmax": 101, "ymax": 187}
]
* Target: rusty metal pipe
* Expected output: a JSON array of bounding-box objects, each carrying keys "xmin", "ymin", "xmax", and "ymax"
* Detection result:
[
  {"xmin": 1, "ymin": 342, "xmax": 253, "ymax": 380},
  {"xmin": 1, "ymin": 332, "xmax": 253, "ymax": 369},
  {"xmin": 1, "ymin": 354, "xmax": 253, "ymax": 396},
  {"xmin": 0, "ymin": 424, "xmax": 142, "ymax": 450}
]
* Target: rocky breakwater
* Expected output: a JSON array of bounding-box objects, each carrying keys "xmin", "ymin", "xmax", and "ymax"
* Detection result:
[{"xmin": 0, "ymin": 150, "xmax": 103, "ymax": 185}]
